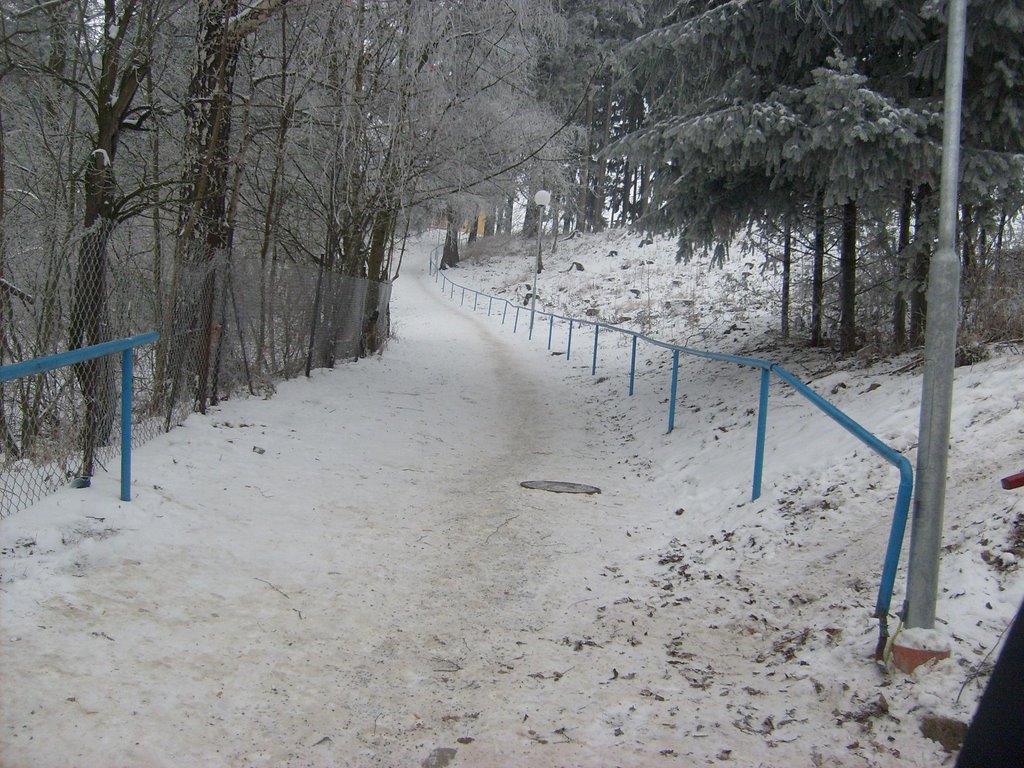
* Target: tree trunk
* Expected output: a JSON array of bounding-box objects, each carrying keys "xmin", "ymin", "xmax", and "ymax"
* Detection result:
[
  {"xmin": 146, "ymin": 40, "xmax": 167, "ymax": 397},
  {"xmin": 522, "ymin": 200, "xmax": 538, "ymax": 238},
  {"xmin": 504, "ymin": 195, "xmax": 514, "ymax": 234},
  {"xmin": 810, "ymin": 194, "xmax": 826, "ymax": 347},
  {"xmin": 367, "ymin": 209, "xmax": 394, "ymax": 284},
  {"xmin": 441, "ymin": 206, "xmax": 460, "ymax": 269},
  {"xmin": 909, "ymin": 187, "xmax": 931, "ymax": 347},
  {"xmin": 590, "ymin": 87, "xmax": 613, "ymax": 232},
  {"xmin": 992, "ymin": 208, "xmax": 1007, "ymax": 284},
  {"xmin": 781, "ymin": 218, "xmax": 791, "ymax": 339},
  {"xmin": 361, "ymin": 210, "xmax": 392, "ymax": 357},
  {"xmin": 893, "ymin": 185, "xmax": 912, "ymax": 348},
  {"xmin": 550, "ymin": 195, "xmax": 560, "ymax": 255},
  {"xmin": 0, "ymin": 109, "xmax": 20, "ymax": 459},
  {"xmin": 839, "ymin": 200, "xmax": 857, "ymax": 354},
  {"xmin": 576, "ymin": 89, "xmax": 593, "ymax": 233},
  {"xmin": 960, "ymin": 202, "xmax": 980, "ymax": 323}
]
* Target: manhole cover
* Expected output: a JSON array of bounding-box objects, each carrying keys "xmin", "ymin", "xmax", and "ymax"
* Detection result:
[{"xmin": 520, "ymin": 480, "xmax": 601, "ymax": 495}]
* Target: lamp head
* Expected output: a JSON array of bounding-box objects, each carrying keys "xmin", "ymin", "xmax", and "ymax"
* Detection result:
[{"xmin": 534, "ymin": 189, "xmax": 551, "ymax": 208}]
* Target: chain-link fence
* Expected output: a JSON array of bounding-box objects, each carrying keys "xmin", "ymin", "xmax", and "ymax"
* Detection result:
[{"xmin": 1, "ymin": 226, "xmax": 390, "ymax": 518}]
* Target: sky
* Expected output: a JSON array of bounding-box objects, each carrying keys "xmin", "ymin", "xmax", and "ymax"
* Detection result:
[{"xmin": 2, "ymin": 230, "xmax": 1022, "ymax": 767}]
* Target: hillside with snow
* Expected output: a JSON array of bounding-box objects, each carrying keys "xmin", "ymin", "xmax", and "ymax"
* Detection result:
[{"xmin": 1, "ymin": 231, "xmax": 1022, "ymax": 767}]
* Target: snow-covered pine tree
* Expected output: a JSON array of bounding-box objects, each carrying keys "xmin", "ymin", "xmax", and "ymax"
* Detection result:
[
  {"xmin": 536, "ymin": 0, "xmax": 648, "ymax": 233},
  {"xmin": 616, "ymin": 0, "xmax": 1024, "ymax": 351}
]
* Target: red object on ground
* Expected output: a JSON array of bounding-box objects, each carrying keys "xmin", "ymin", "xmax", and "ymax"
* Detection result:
[{"xmin": 1002, "ymin": 471, "xmax": 1024, "ymax": 491}]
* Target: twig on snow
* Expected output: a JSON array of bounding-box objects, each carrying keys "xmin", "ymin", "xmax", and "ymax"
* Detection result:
[
  {"xmin": 254, "ymin": 577, "xmax": 290, "ymax": 599},
  {"xmin": 956, "ymin": 620, "xmax": 1013, "ymax": 703},
  {"xmin": 486, "ymin": 514, "xmax": 520, "ymax": 543},
  {"xmin": 432, "ymin": 658, "xmax": 463, "ymax": 673}
]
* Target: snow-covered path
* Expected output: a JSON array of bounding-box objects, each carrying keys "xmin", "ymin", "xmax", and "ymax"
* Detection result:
[
  {"xmin": 5, "ymin": 235, "xmax": 1012, "ymax": 768},
  {"xmin": 0, "ymin": 242, "xmax": 665, "ymax": 767}
]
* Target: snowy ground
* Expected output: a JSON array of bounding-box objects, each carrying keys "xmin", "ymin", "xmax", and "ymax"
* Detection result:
[{"xmin": 2, "ymin": 231, "xmax": 1023, "ymax": 767}]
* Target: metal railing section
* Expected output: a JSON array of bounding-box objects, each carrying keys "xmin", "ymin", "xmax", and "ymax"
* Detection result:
[
  {"xmin": 0, "ymin": 332, "xmax": 160, "ymax": 504},
  {"xmin": 429, "ymin": 253, "xmax": 913, "ymax": 639}
]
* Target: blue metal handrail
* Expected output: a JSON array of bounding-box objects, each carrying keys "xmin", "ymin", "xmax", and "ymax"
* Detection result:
[
  {"xmin": 431, "ymin": 252, "xmax": 912, "ymax": 632},
  {"xmin": 0, "ymin": 332, "xmax": 160, "ymax": 502}
]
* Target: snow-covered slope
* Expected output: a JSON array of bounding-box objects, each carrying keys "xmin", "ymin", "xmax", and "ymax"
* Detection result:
[{"xmin": 452, "ymin": 228, "xmax": 1024, "ymax": 759}]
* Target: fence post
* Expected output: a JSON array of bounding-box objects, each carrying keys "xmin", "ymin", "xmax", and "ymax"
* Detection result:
[
  {"xmin": 591, "ymin": 324, "xmax": 600, "ymax": 375},
  {"xmin": 120, "ymin": 348, "xmax": 133, "ymax": 501},
  {"xmin": 514, "ymin": 305, "xmax": 521, "ymax": 333},
  {"xmin": 629, "ymin": 334, "xmax": 638, "ymax": 395},
  {"xmin": 502, "ymin": 301, "xmax": 508, "ymax": 325},
  {"xmin": 667, "ymin": 349, "xmax": 680, "ymax": 433},
  {"xmin": 547, "ymin": 315, "xmax": 554, "ymax": 350},
  {"xmin": 752, "ymin": 367, "xmax": 770, "ymax": 501},
  {"xmin": 567, "ymin": 320, "xmax": 574, "ymax": 360},
  {"xmin": 473, "ymin": 291, "xmax": 478, "ymax": 311},
  {"xmin": 461, "ymin": 286, "xmax": 466, "ymax": 306},
  {"xmin": 488, "ymin": 297, "xmax": 492, "ymax": 316},
  {"xmin": 450, "ymin": 282, "xmax": 455, "ymax": 300}
]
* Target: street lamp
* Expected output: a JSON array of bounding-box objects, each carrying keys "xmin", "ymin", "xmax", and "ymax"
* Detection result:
[
  {"xmin": 904, "ymin": 0, "xmax": 968, "ymax": 630},
  {"xmin": 530, "ymin": 189, "xmax": 551, "ymax": 339}
]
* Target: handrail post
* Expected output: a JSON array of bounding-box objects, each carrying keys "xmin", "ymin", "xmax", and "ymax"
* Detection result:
[
  {"xmin": 473, "ymin": 291, "xmax": 478, "ymax": 311},
  {"xmin": 502, "ymin": 301, "xmax": 508, "ymax": 325},
  {"xmin": 667, "ymin": 349, "xmax": 680, "ymax": 433},
  {"xmin": 1, "ymin": 332, "xmax": 158, "ymax": 510},
  {"xmin": 461, "ymin": 286, "xmax": 466, "ymax": 306},
  {"xmin": 591, "ymin": 323, "xmax": 600, "ymax": 375},
  {"xmin": 450, "ymin": 281, "xmax": 455, "ymax": 299},
  {"xmin": 629, "ymin": 334, "xmax": 638, "ymax": 396},
  {"xmin": 120, "ymin": 348, "xmax": 133, "ymax": 501},
  {"xmin": 487, "ymin": 297, "xmax": 492, "ymax": 316},
  {"xmin": 514, "ymin": 305, "xmax": 521, "ymax": 333},
  {"xmin": 752, "ymin": 367, "xmax": 770, "ymax": 501},
  {"xmin": 567, "ymin": 320, "xmax": 574, "ymax": 360}
]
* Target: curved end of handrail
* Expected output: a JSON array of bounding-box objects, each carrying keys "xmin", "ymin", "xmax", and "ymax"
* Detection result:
[{"xmin": 873, "ymin": 455, "xmax": 915, "ymax": 620}]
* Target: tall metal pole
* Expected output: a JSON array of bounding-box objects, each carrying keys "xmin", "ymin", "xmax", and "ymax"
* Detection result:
[{"xmin": 904, "ymin": 0, "xmax": 968, "ymax": 629}]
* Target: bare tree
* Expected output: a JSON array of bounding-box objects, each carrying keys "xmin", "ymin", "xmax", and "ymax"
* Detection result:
[
  {"xmin": 68, "ymin": 0, "xmax": 149, "ymax": 477},
  {"xmin": 165, "ymin": 0, "xmax": 297, "ymax": 419}
]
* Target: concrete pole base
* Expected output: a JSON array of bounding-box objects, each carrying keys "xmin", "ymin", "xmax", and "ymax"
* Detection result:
[{"xmin": 892, "ymin": 643, "xmax": 950, "ymax": 674}]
